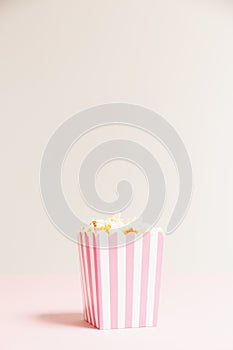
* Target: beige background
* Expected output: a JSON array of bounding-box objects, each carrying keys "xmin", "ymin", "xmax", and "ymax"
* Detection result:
[{"xmin": 0, "ymin": 0, "xmax": 232, "ymax": 273}]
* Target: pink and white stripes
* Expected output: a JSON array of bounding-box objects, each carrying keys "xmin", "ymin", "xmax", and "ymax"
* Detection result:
[{"xmin": 78, "ymin": 230, "xmax": 163, "ymax": 329}]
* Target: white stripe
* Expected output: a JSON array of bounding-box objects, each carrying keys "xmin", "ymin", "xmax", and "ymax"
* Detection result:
[
  {"xmin": 132, "ymin": 235, "xmax": 143, "ymax": 327},
  {"xmin": 146, "ymin": 231, "xmax": 158, "ymax": 326},
  {"xmin": 99, "ymin": 233, "xmax": 111, "ymax": 329},
  {"xmin": 82, "ymin": 233, "xmax": 94, "ymax": 325},
  {"xmin": 117, "ymin": 235, "xmax": 126, "ymax": 328},
  {"xmin": 89, "ymin": 233, "xmax": 98, "ymax": 328}
]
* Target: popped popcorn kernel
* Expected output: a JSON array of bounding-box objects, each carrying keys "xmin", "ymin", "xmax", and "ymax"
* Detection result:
[{"xmin": 123, "ymin": 227, "xmax": 139, "ymax": 235}]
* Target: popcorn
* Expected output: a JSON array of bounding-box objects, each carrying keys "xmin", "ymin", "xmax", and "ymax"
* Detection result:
[
  {"xmin": 82, "ymin": 213, "xmax": 137, "ymax": 235},
  {"xmin": 80, "ymin": 213, "xmax": 163, "ymax": 236},
  {"xmin": 123, "ymin": 227, "xmax": 139, "ymax": 235}
]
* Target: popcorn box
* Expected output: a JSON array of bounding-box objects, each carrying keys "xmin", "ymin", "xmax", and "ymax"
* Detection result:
[{"xmin": 78, "ymin": 230, "xmax": 163, "ymax": 329}]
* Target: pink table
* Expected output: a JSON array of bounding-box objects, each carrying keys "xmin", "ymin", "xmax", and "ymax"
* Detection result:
[{"xmin": 1, "ymin": 274, "xmax": 232, "ymax": 349}]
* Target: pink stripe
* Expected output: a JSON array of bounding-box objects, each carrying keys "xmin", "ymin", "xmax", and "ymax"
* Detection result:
[
  {"xmin": 85, "ymin": 233, "xmax": 96, "ymax": 327},
  {"xmin": 125, "ymin": 233, "xmax": 135, "ymax": 328},
  {"xmin": 153, "ymin": 232, "xmax": 164, "ymax": 326},
  {"xmin": 79, "ymin": 234, "xmax": 89, "ymax": 322},
  {"xmin": 80, "ymin": 233, "xmax": 91, "ymax": 324},
  {"xmin": 108, "ymin": 233, "xmax": 118, "ymax": 329},
  {"xmin": 93, "ymin": 234, "xmax": 103, "ymax": 329},
  {"xmin": 78, "ymin": 239, "xmax": 87, "ymax": 321},
  {"xmin": 84, "ymin": 237, "xmax": 94, "ymax": 325},
  {"xmin": 139, "ymin": 232, "xmax": 150, "ymax": 327}
]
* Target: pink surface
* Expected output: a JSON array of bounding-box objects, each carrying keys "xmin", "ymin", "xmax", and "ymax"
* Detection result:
[{"xmin": 0, "ymin": 274, "xmax": 233, "ymax": 350}]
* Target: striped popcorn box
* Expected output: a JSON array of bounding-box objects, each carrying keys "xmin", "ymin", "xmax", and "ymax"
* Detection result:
[{"xmin": 78, "ymin": 229, "xmax": 163, "ymax": 329}]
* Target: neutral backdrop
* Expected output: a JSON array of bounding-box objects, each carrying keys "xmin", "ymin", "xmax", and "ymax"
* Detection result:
[{"xmin": 0, "ymin": 0, "xmax": 232, "ymax": 273}]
